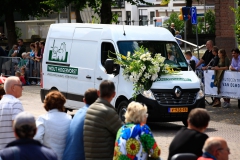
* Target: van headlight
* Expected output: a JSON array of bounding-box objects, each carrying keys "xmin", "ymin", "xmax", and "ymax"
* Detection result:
[
  {"xmin": 196, "ymin": 89, "xmax": 204, "ymax": 99},
  {"xmin": 141, "ymin": 90, "xmax": 156, "ymax": 100}
]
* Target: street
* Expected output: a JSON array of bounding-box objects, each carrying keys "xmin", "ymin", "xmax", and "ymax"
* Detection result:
[{"xmin": 21, "ymin": 86, "xmax": 240, "ymax": 160}]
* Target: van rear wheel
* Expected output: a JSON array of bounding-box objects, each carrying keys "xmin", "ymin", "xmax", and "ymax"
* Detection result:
[{"xmin": 118, "ymin": 101, "xmax": 129, "ymax": 122}]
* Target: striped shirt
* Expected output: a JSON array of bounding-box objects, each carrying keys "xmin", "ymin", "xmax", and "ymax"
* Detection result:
[{"xmin": 0, "ymin": 94, "xmax": 24, "ymax": 149}]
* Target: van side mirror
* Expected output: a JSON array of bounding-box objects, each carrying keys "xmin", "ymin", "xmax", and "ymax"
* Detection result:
[
  {"xmin": 104, "ymin": 59, "xmax": 120, "ymax": 76},
  {"xmin": 190, "ymin": 60, "xmax": 196, "ymax": 71}
]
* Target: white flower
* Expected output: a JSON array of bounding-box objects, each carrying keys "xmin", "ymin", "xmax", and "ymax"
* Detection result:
[
  {"xmin": 129, "ymin": 75, "xmax": 134, "ymax": 82},
  {"xmin": 151, "ymin": 74, "xmax": 158, "ymax": 81},
  {"xmin": 144, "ymin": 73, "xmax": 151, "ymax": 79}
]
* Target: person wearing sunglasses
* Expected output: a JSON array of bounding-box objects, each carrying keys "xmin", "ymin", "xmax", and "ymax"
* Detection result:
[
  {"xmin": 17, "ymin": 39, "xmax": 26, "ymax": 58},
  {"xmin": 113, "ymin": 101, "xmax": 161, "ymax": 160},
  {"xmin": 198, "ymin": 137, "xmax": 230, "ymax": 160},
  {"xmin": 0, "ymin": 76, "xmax": 24, "ymax": 149}
]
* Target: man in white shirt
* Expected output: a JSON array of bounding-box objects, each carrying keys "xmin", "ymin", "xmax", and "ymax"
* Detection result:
[
  {"xmin": 185, "ymin": 51, "xmax": 201, "ymax": 69},
  {"xmin": 0, "ymin": 76, "xmax": 24, "ymax": 149}
]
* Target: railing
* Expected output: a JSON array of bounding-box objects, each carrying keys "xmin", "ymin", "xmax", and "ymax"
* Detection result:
[{"xmin": 0, "ymin": 57, "xmax": 41, "ymax": 85}]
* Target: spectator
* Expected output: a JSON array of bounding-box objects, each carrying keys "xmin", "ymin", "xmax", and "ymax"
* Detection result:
[
  {"xmin": 0, "ymin": 46, "xmax": 6, "ymax": 56},
  {"xmin": 17, "ymin": 39, "xmax": 26, "ymax": 58},
  {"xmin": 18, "ymin": 52, "xmax": 29, "ymax": 69},
  {"xmin": 39, "ymin": 41, "xmax": 45, "ymax": 58},
  {"xmin": 15, "ymin": 71, "xmax": 26, "ymax": 85},
  {"xmin": 202, "ymin": 46, "xmax": 219, "ymax": 70},
  {"xmin": 113, "ymin": 101, "xmax": 161, "ymax": 160},
  {"xmin": 168, "ymin": 50, "xmax": 176, "ymax": 62},
  {"xmin": 0, "ymin": 112, "xmax": 58, "ymax": 160},
  {"xmin": 229, "ymin": 48, "xmax": 240, "ymax": 109},
  {"xmin": 167, "ymin": 108, "xmax": 210, "ymax": 160},
  {"xmin": 63, "ymin": 88, "xmax": 98, "ymax": 160},
  {"xmin": 196, "ymin": 40, "xmax": 214, "ymax": 68},
  {"xmin": 175, "ymin": 31, "xmax": 182, "ymax": 46},
  {"xmin": 202, "ymin": 46, "xmax": 220, "ymax": 107},
  {"xmin": 1, "ymin": 46, "xmax": 11, "ymax": 75},
  {"xmin": 185, "ymin": 51, "xmax": 201, "ymax": 69},
  {"xmin": 0, "ymin": 85, "xmax": 5, "ymax": 100},
  {"xmin": 0, "ymin": 76, "xmax": 24, "ymax": 149},
  {"xmin": 34, "ymin": 91, "xmax": 72, "ymax": 160},
  {"xmin": 84, "ymin": 80, "xmax": 123, "ymax": 159},
  {"xmin": 33, "ymin": 41, "xmax": 42, "ymax": 85},
  {"xmin": 211, "ymin": 49, "xmax": 230, "ymax": 108},
  {"xmin": 170, "ymin": 23, "xmax": 176, "ymax": 36},
  {"xmin": 28, "ymin": 43, "xmax": 36, "ymax": 76},
  {"xmin": 198, "ymin": 137, "xmax": 230, "ymax": 160}
]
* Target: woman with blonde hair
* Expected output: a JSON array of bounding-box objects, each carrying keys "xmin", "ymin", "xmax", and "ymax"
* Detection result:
[
  {"xmin": 34, "ymin": 91, "xmax": 72, "ymax": 160},
  {"xmin": 113, "ymin": 101, "xmax": 161, "ymax": 160}
]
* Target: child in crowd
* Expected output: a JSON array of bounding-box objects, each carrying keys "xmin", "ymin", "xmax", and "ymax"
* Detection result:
[{"xmin": 15, "ymin": 71, "xmax": 26, "ymax": 85}]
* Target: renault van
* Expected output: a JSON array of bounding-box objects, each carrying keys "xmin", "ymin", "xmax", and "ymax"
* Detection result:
[{"xmin": 40, "ymin": 23, "xmax": 205, "ymax": 126}]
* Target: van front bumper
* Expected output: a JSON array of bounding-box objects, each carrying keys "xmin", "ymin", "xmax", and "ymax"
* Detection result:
[{"xmin": 136, "ymin": 94, "xmax": 205, "ymax": 122}]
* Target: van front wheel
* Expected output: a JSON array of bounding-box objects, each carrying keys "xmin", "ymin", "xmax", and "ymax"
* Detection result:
[{"xmin": 118, "ymin": 101, "xmax": 129, "ymax": 122}]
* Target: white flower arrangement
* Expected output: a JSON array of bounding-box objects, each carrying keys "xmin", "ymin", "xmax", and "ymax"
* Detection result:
[{"xmin": 110, "ymin": 47, "xmax": 178, "ymax": 98}]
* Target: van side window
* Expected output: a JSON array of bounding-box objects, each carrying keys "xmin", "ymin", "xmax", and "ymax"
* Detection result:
[{"xmin": 101, "ymin": 42, "xmax": 116, "ymax": 66}]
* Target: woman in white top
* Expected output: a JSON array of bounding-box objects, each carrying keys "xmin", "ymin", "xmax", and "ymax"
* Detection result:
[{"xmin": 34, "ymin": 91, "xmax": 72, "ymax": 160}]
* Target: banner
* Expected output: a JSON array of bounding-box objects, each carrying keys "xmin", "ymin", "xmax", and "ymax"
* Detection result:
[{"xmin": 204, "ymin": 70, "xmax": 240, "ymax": 98}]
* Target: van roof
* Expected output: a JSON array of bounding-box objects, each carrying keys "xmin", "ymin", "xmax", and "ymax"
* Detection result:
[{"xmin": 48, "ymin": 23, "xmax": 176, "ymax": 42}]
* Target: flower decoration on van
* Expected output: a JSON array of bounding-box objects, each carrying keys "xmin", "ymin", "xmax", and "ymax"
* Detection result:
[{"xmin": 109, "ymin": 47, "xmax": 178, "ymax": 98}]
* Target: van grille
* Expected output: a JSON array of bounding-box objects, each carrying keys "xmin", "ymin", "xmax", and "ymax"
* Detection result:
[{"xmin": 152, "ymin": 90, "xmax": 197, "ymax": 105}]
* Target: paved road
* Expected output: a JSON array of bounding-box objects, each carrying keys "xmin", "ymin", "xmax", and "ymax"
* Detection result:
[{"xmin": 21, "ymin": 86, "xmax": 240, "ymax": 160}]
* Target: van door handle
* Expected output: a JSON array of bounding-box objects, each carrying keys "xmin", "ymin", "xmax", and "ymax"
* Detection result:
[
  {"xmin": 97, "ymin": 77, "xmax": 102, "ymax": 80},
  {"xmin": 86, "ymin": 75, "xmax": 91, "ymax": 79}
]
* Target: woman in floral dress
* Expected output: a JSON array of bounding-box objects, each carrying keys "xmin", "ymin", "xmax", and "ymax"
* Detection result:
[{"xmin": 113, "ymin": 101, "xmax": 161, "ymax": 160}]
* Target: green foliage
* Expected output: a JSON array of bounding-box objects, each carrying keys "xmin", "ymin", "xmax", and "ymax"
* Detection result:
[
  {"xmin": 15, "ymin": 27, "xmax": 22, "ymax": 38},
  {"xmin": 0, "ymin": 0, "xmax": 55, "ymax": 18},
  {"xmin": 111, "ymin": 13, "xmax": 119, "ymax": 24},
  {"xmin": 204, "ymin": 9, "xmax": 215, "ymax": 34},
  {"xmin": 230, "ymin": 1, "xmax": 240, "ymax": 46},
  {"xmin": 163, "ymin": 12, "xmax": 184, "ymax": 33}
]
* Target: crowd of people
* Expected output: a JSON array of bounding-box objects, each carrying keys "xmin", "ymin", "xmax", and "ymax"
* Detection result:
[
  {"xmin": 0, "ymin": 77, "xmax": 230, "ymax": 160},
  {"xmin": 0, "ymin": 39, "xmax": 44, "ymax": 86},
  {"xmin": 185, "ymin": 40, "xmax": 240, "ymax": 109}
]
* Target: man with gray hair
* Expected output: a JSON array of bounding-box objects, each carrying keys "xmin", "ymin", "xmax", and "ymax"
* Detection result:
[
  {"xmin": 198, "ymin": 137, "xmax": 230, "ymax": 160},
  {"xmin": 0, "ymin": 76, "xmax": 24, "ymax": 149},
  {"xmin": 0, "ymin": 112, "xmax": 57, "ymax": 159}
]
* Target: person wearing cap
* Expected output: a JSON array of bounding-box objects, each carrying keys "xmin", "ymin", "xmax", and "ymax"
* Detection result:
[
  {"xmin": 0, "ymin": 112, "xmax": 58, "ymax": 159},
  {"xmin": 34, "ymin": 91, "xmax": 72, "ymax": 160},
  {"xmin": 0, "ymin": 76, "xmax": 24, "ymax": 149},
  {"xmin": 229, "ymin": 48, "xmax": 240, "ymax": 109}
]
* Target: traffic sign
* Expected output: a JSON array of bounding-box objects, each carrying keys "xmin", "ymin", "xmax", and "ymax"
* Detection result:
[{"xmin": 191, "ymin": 7, "xmax": 197, "ymax": 25}]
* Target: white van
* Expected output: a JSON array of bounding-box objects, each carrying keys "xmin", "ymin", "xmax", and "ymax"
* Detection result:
[{"xmin": 41, "ymin": 23, "xmax": 205, "ymax": 125}]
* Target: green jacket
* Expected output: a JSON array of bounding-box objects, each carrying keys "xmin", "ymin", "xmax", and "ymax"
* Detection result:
[
  {"xmin": 214, "ymin": 57, "xmax": 230, "ymax": 94},
  {"xmin": 83, "ymin": 98, "xmax": 123, "ymax": 160}
]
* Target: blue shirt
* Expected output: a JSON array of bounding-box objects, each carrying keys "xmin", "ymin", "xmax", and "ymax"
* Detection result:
[
  {"xmin": 230, "ymin": 55, "xmax": 240, "ymax": 71},
  {"xmin": 63, "ymin": 104, "xmax": 89, "ymax": 160}
]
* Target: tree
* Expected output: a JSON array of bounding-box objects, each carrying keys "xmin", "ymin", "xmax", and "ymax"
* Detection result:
[
  {"xmin": 67, "ymin": 0, "xmax": 151, "ymax": 24},
  {"xmin": 164, "ymin": 12, "xmax": 184, "ymax": 33},
  {"xmin": 0, "ymin": 0, "xmax": 56, "ymax": 47}
]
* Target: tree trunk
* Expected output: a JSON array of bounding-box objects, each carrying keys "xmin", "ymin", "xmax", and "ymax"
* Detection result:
[
  {"xmin": 5, "ymin": 11, "xmax": 17, "ymax": 48},
  {"xmin": 186, "ymin": 0, "xmax": 193, "ymax": 36},
  {"xmin": 74, "ymin": 4, "xmax": 83, "ymax": 23},
  {"xmin": 100, "ymin": 1, "xmax": 112, "ymax": 24}
]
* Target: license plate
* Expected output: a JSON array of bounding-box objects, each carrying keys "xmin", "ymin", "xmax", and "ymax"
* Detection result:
[{"xmin": 168, "ymin": 107, "xmax": 188, "ymax": 113}]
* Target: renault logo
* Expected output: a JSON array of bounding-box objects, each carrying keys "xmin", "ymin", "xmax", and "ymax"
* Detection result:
[{"xmin": 175, "ymin": 88, "xmax": 181, "ymax": 97}]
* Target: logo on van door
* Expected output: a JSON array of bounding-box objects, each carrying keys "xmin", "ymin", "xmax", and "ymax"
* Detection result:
[{"xmin": 48, "ymin": 40, "xmax": 68, "ymax": 62}]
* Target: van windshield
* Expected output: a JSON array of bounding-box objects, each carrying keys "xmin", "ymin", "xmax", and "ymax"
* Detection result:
[{"xmin": 117, "ymin": 41, "xmax": 188, "ymax": 71}]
